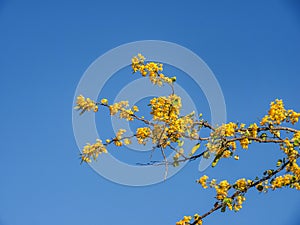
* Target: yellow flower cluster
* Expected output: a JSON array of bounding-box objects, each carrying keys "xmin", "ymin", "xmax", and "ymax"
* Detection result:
[
  {"xmin": 224, "ymin": 122, "xmax": 237, "ymax": 136},
  {"xmin": 193, "ymin": 214, "xmax": 203, "ymax": 225},
  {"xmin": 176, "ymin": 214, "xmax": 202, "ymax": 225},
  {"xmin": 109, "ymin": 101, "xmax": 134, "ymax": 121},
  {"xmin": 150, "ymin": 94, "xmax": 182, "ymax": 123},
  {"xmin": 233, "ymin": 195, "xmax": 246, "ymax": 211},
  {"xmin": 149, "ymin": 95, "xmax": 195, "ymax": 146},
  {"xmin": 157, "ymin": 73, "xmax": 174, "ymax": 85},
  {"xmin": 222, "ymin": 150, "xmax": 231, "ymax": 158},
  {"xmin": 282, "ymin": 139, "xmax": 299, "ymax": 163},
  {"xmin": 226, "ymin": 141, "xmax": 236, "ymax": 151},
  {"xmin": 234, "ymin": 178, "xmax": 251, "ymax": 192},
  {"xmin": 197, "ymin": 176, "xmax": 248, "ymax": 211},
  {"xmin": 197, "ymin": 175, "xmax": 209, "ymax": 189},
  {"xmin": 131, "ymin": 53, "xmax": 148, "ymax": 74},
  {"xmin": 75, "ymin": 95, "xmax": 98, "ymax": 113},
  {"xmin": 166, "ymin": 119, "xmax": 184, "ymax": 142},
  {"xmin": 132, "ymin": 105, "xmax": 139, "ymax": 112},
  {"xmin": 249, "ymin": 123, "xmax": 258, "ymax": 138},
  {"xmin": 271, "ymin": 174, "xmax": 294, "ymax": 189},
  {"xmin": 131, "ymin": 54, "xmax": 174, "ymax": 86},
  {"xmin": 287, "ymin": 109, "xmax": 300, "ymax": 124},
  {"xmin": 239, "ymin": 138, "xmax": 249, "ymax": 149},
  {"xmin": 294, "ymin": 131, "xmax": 300, "ymax": 141},
  {"xmin": 176, "ymin": 216, "xmax": 192, "ymax": 225},
  {"xmin": 260, "ymin": 99, "xmax": 300, "ymax": 125},
  {"xmin": 81, "ymin": 139, "xmax": 107, "ymax": 163},
  {"xmin": 109, "ymin": 101, "xmax": 129, "ymax": 115},
  {"xmin": 119, "ymin": 109, "xmax": 134, "ymax": 121},
  {"xmin": 268, "ymin": 99, "xmax": 287, "ymax": 124},
  {"xmin": 113, "ymin": 129, "xmax": 127, "ymax": 146},
  {"xmin": 286, "ymin": 162, "xmax": 300, "ymax": 189},
  {"xmin": 215, "ymin": 180, "xmax": 231, "ymax": 200},
  {"xmin": 136, "ymin": 127, "xmax": 151, "ymax": 144}
]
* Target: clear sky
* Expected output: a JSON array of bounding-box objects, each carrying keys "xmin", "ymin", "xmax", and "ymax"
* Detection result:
[{"xmin": 1, "ymin": 0, "xmax": 300, "ymax": 225}]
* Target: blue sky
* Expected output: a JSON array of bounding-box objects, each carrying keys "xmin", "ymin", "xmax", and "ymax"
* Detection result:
[{"xmin": 1, "ymin": 0, "xmax": 300, "ymax": 225}]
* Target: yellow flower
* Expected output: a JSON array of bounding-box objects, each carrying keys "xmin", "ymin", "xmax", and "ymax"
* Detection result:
[
  {"xmin": 228, "ymin": 141, "xmax": 236, "ymax": 150},
  {"xmin": 233, "ymin": 195, "xmax": 246, "ymax": 211},
  {"xmin": 224, "ymin": 122, "xmax": 237, "ymax": 136},
  {"xmin": 288, "ymin": 109, "xmax": 300, "ymax": 124},
  {"xmin": 132, "ymin": 105, "xmax": 139, "ymax": 112},
  {"xmin": 136, "ymin": 127, "xmax": 151, "ymax": 144},
  {"xmin": 197, "ymin": 175, "xmax": 209, "ymax": 189},
  {"xmin": 75, "ymin": 95, "xmax": 98, "ymax": 113},
  {"xmin": 194, "ymin": 214, "xmax": 202, "ymax": 225},
  {"xmin": 124, "ymin": 138, "xmax": 131, "ymax": 145},
  {"xmin": 268, "ymin": 99, "xmax": 287, "ymax": 124},
  {"xmin": 150, "ymin": 94, "xmax": 182, "ymax": 123},
  {"xmin": 223, "ymin": 150, "xmax": 231, "ymax": 158},
  {"xmin": 234, "ymin": 178, "xmax": 248, "ymax": 191},
  {"xmin": 93, "ymin": 105, "xmax": 98, "ymax": 112},
  {"xmin": 260, "ymin": 115, "xmax": 269, "ymax": 126},
  {"xmin": 114, "ymin": 141, "xmax": 123, "ymax": 146},
  {"xmin": 101, "ymin": 98, "xmax": 108, "ymax": 105},
  {"xmin": 249, "ymin": 123, "xmax": 258, "ymax": 138},
  {"xmin": 240, "ymin": 138, "xmax": 249, "ymax": 149},
  {"xmin": 81, "ymin": 139, "xmax": 107, "ymax": 163}
]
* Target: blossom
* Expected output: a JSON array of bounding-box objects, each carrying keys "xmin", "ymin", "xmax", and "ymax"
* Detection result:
[
  {"xmin": 136, "ymin": 127, "xmax": 151, "ymax": 144},
  {"xmin": 101, "ymin": 98, "xmax": 108, "ymax": 105},
  {"xmin": 224, "ymin": 122, "xmax": 237, "ymax": 136},
  {"xmin": 249, "ymin": 123, "xmax": 258, "ymax": 138},
  {"xmin": 81, "ymin": 139, "xmax": 107, "ymax": 163},
  {"xmin": 240, "ymin": 138, "xmax": 249, "ymax": 149},
  {"xmin": 197, "ymin": 175, "xmax": 209, "ymax": 189},
  {"xmin": 75, "ymin": 95, "xmax": 98, "ymax": 113}
]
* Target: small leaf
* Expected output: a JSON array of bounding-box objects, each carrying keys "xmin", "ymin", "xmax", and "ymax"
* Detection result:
[
  {"xmin": 177, "ymin": 140, "xmax": 184, "ymax": 147},
  {"xmin": 223, "ymin": 198, "xmax": 232, "ymax": 204},
  {"xmin": 276, "ymin": 159, "xmax": 282, "ymax": 167},
  {"xmin": 190, "ymin": 143, "xmax": 200, "ymax": 155},
  {"xmin": 267, "ymin": 170, "xmax": 274, "ymax": 176},
  {"xmin": 212, "ymin": 156, "xmax": 220, "ymax": 167},
  {"xmin": 260, "ymin": 133, "xmax": 267, "ymax": 140},
  {"xmin": 203, "ymin": 151, "xmax": 210, "ymax": 159},
  {"xmin": 221, "ymin": 205, "xmax": 226, "ymax": 212},
  {"xmin": 172, "ymin": 161, "xmax": 179, "ymax": 167},
  {"xmin": 256, "ymin": 185, "xmax": 264, "ymax": 192}
]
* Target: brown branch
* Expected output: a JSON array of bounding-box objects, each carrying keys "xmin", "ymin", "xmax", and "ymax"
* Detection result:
[
  {"xmin": 226, "ymin": 136, "xmax": 289, "ymax": 144},
  {"xmin": 190, "ymin": 153, "xmax": 300, "ymax": 225}
]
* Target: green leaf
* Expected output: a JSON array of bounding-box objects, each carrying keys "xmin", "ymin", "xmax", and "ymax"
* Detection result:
[
  {"xmin": 212, "ymin": 149, "xmax": 224, "ymax": 167},
  {"xmin": 177, "ymin": 140, "xmax": 184, "ymax": 147},
  {"xmin": 256, "ymin": 185, "xmax": 264, "ymax": 192},
  {"xmin": 190, "ymin": 143, "xmax": 200, "ymax": 155},
  {"xmin": 221, "ymin": 205, "xmax": 226, "ymax": 212},
  {"xmin": 203, "ymin": 151, "xmax": 210, "ymax": 159},
  {"xmin": 172, "ymin": 161, "xmax": 179, "ymax": 167},
  {"xmin": 223, "ymin": 198, "xmax": 232, "ymax": 204},
  {"xmin": 276, "ymin": 159, "xmax": 282, "ymax": 167},
  {"xmin": 260, "ymin": 133, "xmax": 267, "ymax": 140},
  {"xmin": 212, "ymin": 156, "xmax": 221, "ymax": 167}
]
